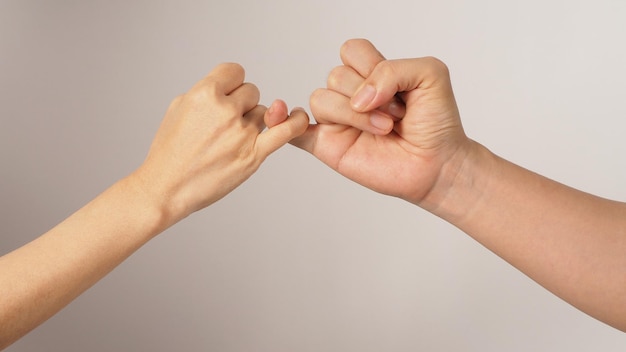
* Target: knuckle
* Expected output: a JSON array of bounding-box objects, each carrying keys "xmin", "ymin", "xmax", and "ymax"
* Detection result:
[
  {"xmin": 245, "ymin": 82, "xmax": 261, "ymax": 100},
  {"xmin": 374, "ymin": 60, "xmax": 397, "ymax": 77},
  {"xmin": 309, "ymin": 88, "xmax": 327, "ymax": 114},
  {"xmin": 218, "ymin": 62, "xmax": 245, "ymax": 75},
  {"xmin": 327, "ymin": 66, "xmax": 348, "ymax": 89},
  {"xmin": 168, "ymin": 94, "xmax": 185, "ymax": 110},
  {"xmin": 220, "ymin": 100, "xmax": 241, "ymax": 117},
  {"xmin": 185, "ymin": 83, "xmax": 217, "ymax": 105},
  {"xmin": 340, "ymin": 38, "xmax": 371, "ymax": 56},
  {"xmin": 285, "ymin": 114, "xmax": 307, "ymax": 136},
  {"xmin": 422, "ymin": 56, "xmax": 450, "ymax": 77}
]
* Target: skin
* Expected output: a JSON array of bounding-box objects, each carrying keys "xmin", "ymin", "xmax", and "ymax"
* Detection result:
[
  {"xmin": 2, "ymin": 41, "xmax": 623, "ymax": 350},
  {"xmin": 0, "ymin": 63, "xmax": 308, "ymax": 350},
  {"xmin": 292, "ymin": 39, "xmax": 626, "ymax": 332}
]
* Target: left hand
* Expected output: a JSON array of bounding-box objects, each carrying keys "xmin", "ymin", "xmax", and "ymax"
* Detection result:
[{"xmin": 132, "ymin": 63, "xmax": 309, "ymax": 224}]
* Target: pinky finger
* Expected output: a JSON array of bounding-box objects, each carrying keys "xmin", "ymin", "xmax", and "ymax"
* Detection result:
[
  {"xmin": 256, "ymin": 108, "xmax": 310, "ymax": 157},
  {"xmin": 264, "ymin": 99, "xmax": 289, "ymax": 129}
]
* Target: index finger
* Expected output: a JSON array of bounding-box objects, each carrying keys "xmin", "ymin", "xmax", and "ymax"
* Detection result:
[{"xmin": 339, "ymin": 39, "xmax": 386, "ymax": 78}]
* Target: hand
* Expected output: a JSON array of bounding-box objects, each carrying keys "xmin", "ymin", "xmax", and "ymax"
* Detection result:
[
  {"xmin": 132, "ymin": 63, "xmax": 308, "ymax": 224},
  {"xmin": 292, "ymin": 39, "xmax": 470, "ymax": 206}
]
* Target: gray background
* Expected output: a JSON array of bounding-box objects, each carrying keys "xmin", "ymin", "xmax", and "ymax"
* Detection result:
[{"xmin": 1, "ymin": 0, "xmax": 625, "ymax": 351}]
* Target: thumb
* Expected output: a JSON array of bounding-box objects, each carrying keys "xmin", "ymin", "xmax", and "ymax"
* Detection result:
[{"xmin": 350, "ymin": 57, "xmax": 451, "ymax": 112}]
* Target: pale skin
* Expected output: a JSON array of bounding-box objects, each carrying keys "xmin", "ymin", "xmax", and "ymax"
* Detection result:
[
  {"xmin": 291, "ymin": 39, "xmax": 626, "ymax": 332},
  {"xmin": 0, "ymin": 63, "xmax": 308, "ymax": 350}
]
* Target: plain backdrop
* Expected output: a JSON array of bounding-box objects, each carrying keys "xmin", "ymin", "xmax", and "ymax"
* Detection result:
[{"xmin": 1, "ymin": 0, "xmax": 625, "ymax": 351}]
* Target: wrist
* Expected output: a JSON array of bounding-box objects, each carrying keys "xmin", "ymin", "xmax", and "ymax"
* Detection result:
[
  {"xmin": 118, "ymin": 170, "xmax": 182, "ymax": 237},
  {"xmin": 416, "ymin": 140, "xmax": 497, "ymax": 227}
]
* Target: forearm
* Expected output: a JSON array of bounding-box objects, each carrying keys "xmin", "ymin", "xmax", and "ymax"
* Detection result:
[
  {"xmin": 421, "ymin": 141, "xmax": 626, "ymax": 331},
  {"xmin": 0, "ymin": 174, "xmax": 169, "ymax": 350},
  {"xmin": 0, "ymin": 63, "xmax": 306, "ymax": 350}
]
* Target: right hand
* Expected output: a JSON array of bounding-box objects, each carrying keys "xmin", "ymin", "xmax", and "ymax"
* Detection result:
[{"xmin": 292, "ymin": 39, "xmax": 471, "ymax": 206}]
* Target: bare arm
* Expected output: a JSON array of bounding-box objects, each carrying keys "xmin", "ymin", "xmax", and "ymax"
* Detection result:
[
  {"xmin": 0, "ymin": 63, "xmax": 308, "ymax": 350},
  {"xmin": 0, "ymin": 174, "xmax": 165, "ymax": 349},
  {"xmin": 292, "ymin": 38, "xmax": 626, "ymax": 331},
  {"xmin": 424, "ymin": 139, "xmax": 626, "ymax": 331}
]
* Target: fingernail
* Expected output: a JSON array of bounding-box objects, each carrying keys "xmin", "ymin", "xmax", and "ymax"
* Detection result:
[
  {"xmin": 268, "ymin": 101, "xmax": 276, "ymax": 114},
  {"xmin": 369, "ymin": 111, "xmax": 393, "ymax": 132},
  {"xmin": 351, "ymin": 84, "xmax": 376, "ymax": 110},
  {"xmin": 291, "ymin": 106, "xmax": 305, "ymax": 113},
  {"xmin": 388, "ymin": 100, "xmax": 405, "ymax": 118}
]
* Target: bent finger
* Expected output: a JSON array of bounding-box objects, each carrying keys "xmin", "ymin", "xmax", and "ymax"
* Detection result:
[
  {"xmin": 256, "ymin": 108, "xmax": 310, "ymax": 157},
  {"xmin": 327, "ymin": 66, "xmax": 405, "ymax": 120},
  {"xmin": 310, "ymin": 88, "xmax": 394, "ymax": 135},
  {"xmin": 327, "ymin": 65, "xmax": 364, "ymax": 96},
  {"xmin": 197, "ymin": 62, "xmax": 246, "ymax": 95},
  {"xmin": 350, "ymin": 57, "xmax": 452, "ymax": 112},
  {"xmin": 264, "ymin": 99, "xmax": 289, "ymax": 129},
  {"xmin": 340, "ymin": 38, "xmax": 386, "ymax": 78},
  {"xmin": 228, "ymin": 82, "xmax": 261, "ymax": 114}
]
